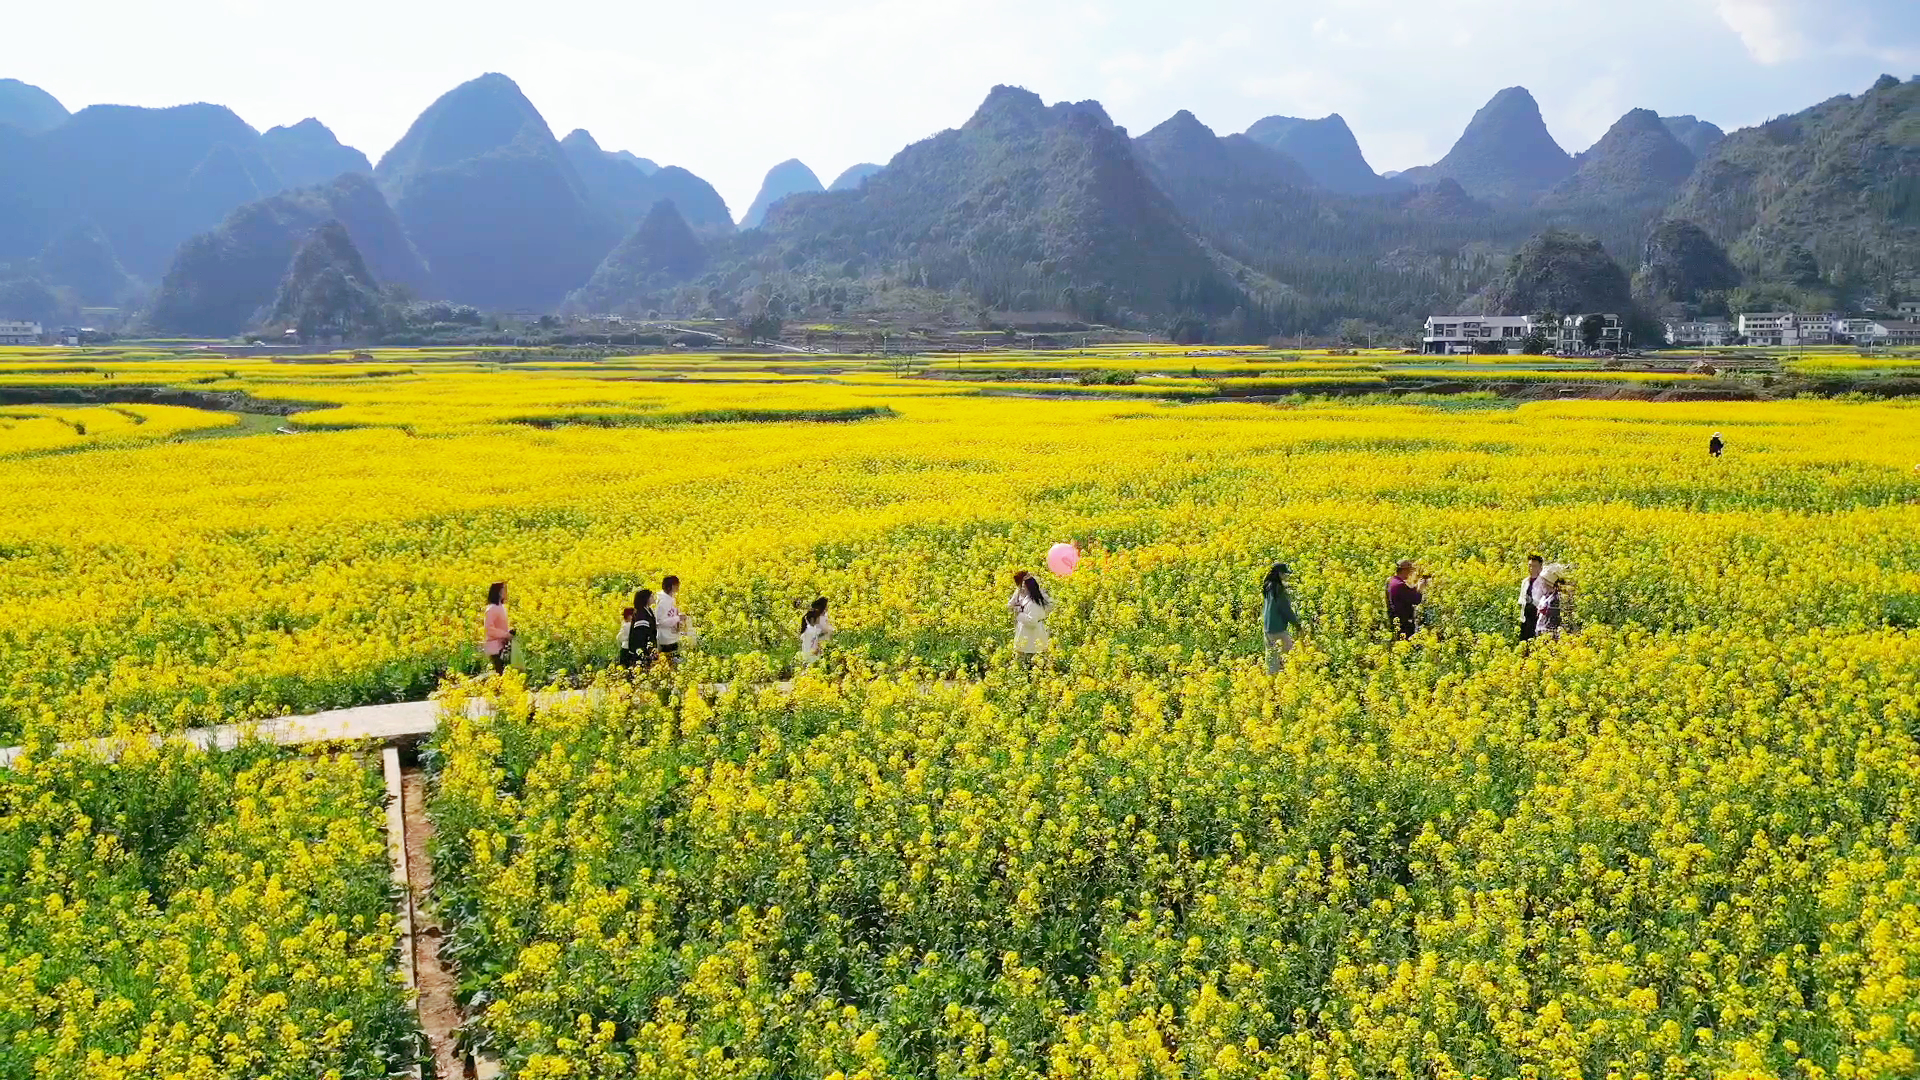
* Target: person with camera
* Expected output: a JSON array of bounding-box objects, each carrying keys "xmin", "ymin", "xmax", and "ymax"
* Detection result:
[{"xmin": 1386, "ymin": 559, "xmax": 1430, "ymax": 640}]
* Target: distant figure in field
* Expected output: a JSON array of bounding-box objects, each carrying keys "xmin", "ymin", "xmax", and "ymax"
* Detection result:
[
  {"xmin": 1519, "ymin": 554, "xmax": 1546, "ymax": 641},
  {"xmin": 798, "ymin": 597, "xmax": 833, "ymax": 666},
  {"xmin": 1386, "ymin": 559, "xmax": 1429, "ymax": 640},
  {"xmin": 654, "ymin": 575, "xmax": 688, "ymax": 665},
  {"xmin": 1537, "ymin": 565, "xmax": 1571, "ymax": 637},
  {"xmin": 1261, "ymin": 562, "xmax": 1302, "ymax": 673},
  {"xmin": 620, "ymin": 589, "xmax": 658, "ymax": 670},
  {"xmin": 482, "ymin": 581, "xmax": 514, "ymax": 674},
  {"xmin": 1709, "ymin": 432, "xmax": 1724, "ymax": 457},
  {"xmin": 1012, "ymin": 574, "xmax": 1052, "ymax": 659}
]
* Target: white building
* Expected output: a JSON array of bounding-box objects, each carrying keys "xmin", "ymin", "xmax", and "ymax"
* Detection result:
[
  {"xmin": 1737, "ymin": 312, "xmax": 1795, "ymax": 346},
  {"xmin": 1664, "ymin": 317, "xmax": 1732, "ymax": 347},
  {"xmin": 1869, "ymin": 320, "xmax": 1920, "ymax": 346},
  {"xmin": 1795, "ymin": 313, "xmax": 1837, "ymax": 345},
  {"xmin": 1898, "ymin": 302, "xmax": 1920, "ymax": 318},
  {"xmin": 1558, "ymin": 313, "xmax": 1625, "ymax": 354},
  {"xmin": 1420, "ymin": 315, "xmax": 1542, "ymax": 355},
  {"xmin": 0, "ymin": 320, "xmax": 42, "ymax": 345},
  {"xmin": 1836, "ymin": 317, "xmax": 1883, "ymax": 342}
]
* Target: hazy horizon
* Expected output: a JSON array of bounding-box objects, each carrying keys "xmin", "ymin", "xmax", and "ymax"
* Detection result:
[{"xmin": 10, "ymin": 0, "xmax": 1918, "ymax": 222}]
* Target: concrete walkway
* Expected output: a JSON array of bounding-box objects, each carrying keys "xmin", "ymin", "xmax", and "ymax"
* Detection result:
[
  {"xmin": 0, "ymin": 698, "xmax": 442, "ymax": 768},
  {"xmin": 0, "ymin": 682, "xmax": 821, "ymax": 767}
]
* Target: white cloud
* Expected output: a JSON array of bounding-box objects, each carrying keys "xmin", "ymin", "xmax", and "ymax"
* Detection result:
[
  {"xmin": 1715, "ymin": 0, "xmax": 1802, "ymax": 62},
  {"xmin": 1716, "ymin": 0, "xmax": 1920, "ymax": 66}
]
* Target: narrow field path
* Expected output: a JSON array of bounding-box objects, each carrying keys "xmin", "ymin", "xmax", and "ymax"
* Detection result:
[
  {"xmin": 0, "ymin": 698, "xmax": 441, "ymax": 767},
  {"xmin": 0, "ymin": 680, "xmax": 819, "ymax": 767},
  {"xmin": 402, "ymin": 766, "xmax": 468, "ymax": 1080}
]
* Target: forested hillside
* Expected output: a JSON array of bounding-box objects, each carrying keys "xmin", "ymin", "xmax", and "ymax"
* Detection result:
[
  {"xmin": 694, "ymin": 87, "xmax": 1252, "ymax": 325},
  {"xmin": 375, "ymin": 73, "xmax": 620, "ymax": 311},
  {"xmin": 145, "ymin": 173, "xmax": 430, "ymax": 336},
  {"xmin": 1664, "ymin": 75, "xmax": 1919, "ymax": 300},
  {"xmin": 5, "ymin": 69, "xmax": 1910, "ymax": 339}
]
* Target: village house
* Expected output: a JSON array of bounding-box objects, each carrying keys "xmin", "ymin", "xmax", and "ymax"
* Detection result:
[
  {"xmin": 1419, "ymin": 315, "xmax": 1541, "ymax": 355},
  {"xmin": 0, "ymin": 320, "xmax": 43, "ymax": 345},
  {"xmin": 1557, "ymin": 313, "xmax": 1624, "ymax": 354},
  {"xmin": 1868, "ymin": 320, "xmax": 1920, "ymax": 346},
  {"xmin": 1737, "ymin": 312, "xmax": 1796, "ymax": 346},
  {"xmin": 1664, "ymin": 317, "xmax": 1732, "ymax": 347},
  {"xmin": 1835, "ymin": 317, "xmax": 1883, "ymax": 341}
]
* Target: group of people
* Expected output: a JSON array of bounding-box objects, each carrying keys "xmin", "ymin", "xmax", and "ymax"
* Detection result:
[
  {"xmin": 1388, "ymin": 556, "xmax": 1572, "ymax": 642},
  {"xmin": 482, "ymin": 553, "xmax": 1571, "ymax": 679},
  {"xmin": 616, "ymin": 576, "xmax": 692, "ymax": 669},
  {"xmin": 1254, "ymin": 555, "xmax": 1571, "ymax": 672},
  {"xmin": 480, "ymin": 567, "xmax": 1050, "ymax": 675}
]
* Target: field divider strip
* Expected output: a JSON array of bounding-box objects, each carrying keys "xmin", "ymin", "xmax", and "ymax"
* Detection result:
[
  {"xmin": 382, "ymin": 745, "xmax": 424, "ymax": 1080},
  {"xmin": 0, "ymin": 681, "xmax": 813, "ymax": 767}
]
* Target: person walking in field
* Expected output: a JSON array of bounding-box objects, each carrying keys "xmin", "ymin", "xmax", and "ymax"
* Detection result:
[
  {"xmin": 1012, "ymin": 574, "xmax": 1052, "ymax": 660},
  {"xmin": 1261, "ymin": 562, "xmax": 1302, "ymax": 673},
  {"xmin": 1008, "ymin": 570, "xmax": 1031, "ymax": 619},
  {"xmin": 1519, "ymin": 554, "xmax": 1547, "ymax": 641},
  {"xmin": 798, "ymin": 597, "xmax": 833, "ymax": 666},
  {"xmin": 482, "ymin": 581, "xmax": 514, "ymax": 674},
  {"xmin": 1709, "ymin": 432, "xmax": 1724, "ymax": 457},
  {"xmin": 1387, "ymin": 559, "xmax": 1429, "ymax": 640},
  {"xmin": 653, "ymin": 575, "xmax": 688, "ymax": 666},
  {"xmin": 1537, "ymin": 565, "xmax": 1571, "ymax": 637},
  {"xmin": 620, "ymin": 589, "xmax": 658, "ymax": 670}
]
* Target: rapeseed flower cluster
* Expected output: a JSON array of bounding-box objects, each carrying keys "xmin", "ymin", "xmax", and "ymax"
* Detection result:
[
  {"xmin": 0, "ymin": 741, "xmax": 418, "ymax": 1078},
  {"xmin": 427, "ymin": 629, "xmax": 1918, "ymax": 1078},
  {"xmin": 4, "ymin": 364, "xmax": 1919, "ymax": 743}
]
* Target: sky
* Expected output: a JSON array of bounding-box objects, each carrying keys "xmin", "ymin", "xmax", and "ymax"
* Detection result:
[{"xmin": 9, "ymin": 0, "xmax": 1919, "ymax": 221}]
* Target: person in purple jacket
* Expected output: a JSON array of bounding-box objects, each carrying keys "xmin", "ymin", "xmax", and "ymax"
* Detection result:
[{"xmin": 1386, "ymin": 559, "xmax": 1430, "ymax": 640}]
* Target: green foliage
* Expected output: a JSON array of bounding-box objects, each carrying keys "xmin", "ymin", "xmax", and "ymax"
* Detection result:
[
  {"xmin": 1490, "ymin": 230, "xmax": 1633, "ymax": 316},
  {"xmin": 265, "ymin": 222, "xmax": 385, "ymax": 342},
  {"xmin": 1666, "ymin": 76, "xmax": 1920, "ymax": 298},
  {"xmin": 1635, "ymin": 219, "xmax": 1740, "ymax": 306},
  {"xmin": 1537, "ymin": 109, "xmax": 1695, "ymax": 214}
]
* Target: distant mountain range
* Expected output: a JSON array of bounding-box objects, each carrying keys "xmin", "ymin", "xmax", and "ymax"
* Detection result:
[{"xmin": 2, "ymin": 71, "xmax": 1914, "ymax": 338}]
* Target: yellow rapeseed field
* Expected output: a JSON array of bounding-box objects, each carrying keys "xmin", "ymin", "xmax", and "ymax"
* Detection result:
[{"xmin": 1, "ymin": 356, "xmax": 1917, "ymax": 1078}]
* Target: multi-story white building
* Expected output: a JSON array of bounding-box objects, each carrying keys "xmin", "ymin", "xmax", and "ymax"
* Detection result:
[
  {"xmin": 1869, "ymin": 320, "xmax": 1920, "ymax": 346},
  {"xmin": 1794, "ymin": 313, "xmax": 1837, "ymax": 345},
  {"xmin": 0, "ymin": 320, "xmax": 42, "ymax": 345},
  {"xmin": 1737, "ymin": 312, "xmax": 1795, "ymax": 346},
  {"xmin": 1664, "ymin": 317, "xmax": 1732, "ymax": 347},
  {"xmin": 1420, "ymin": 315, "xmax": 1543, "ymax": 355},
  {"xmin": 1836, "ymin": 317, "xmax": 1883, "ymax": 342},
  {"xmin": 1897, "ymin": 302, "xmax": 1920, "ymax": 318},
  {"xmin": 1558, "ymin": 313, "xmax": 1625, "ymax": 354}
]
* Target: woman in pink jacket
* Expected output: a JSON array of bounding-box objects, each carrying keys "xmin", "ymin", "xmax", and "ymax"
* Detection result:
[{"xmin": 482, "ymin": 581, "xmax": 514, "ymax": 674}]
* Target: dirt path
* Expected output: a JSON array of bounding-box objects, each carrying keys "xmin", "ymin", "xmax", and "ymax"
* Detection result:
[{"xmin": 402, "ymin": 768, "xmax": 467, "ymax": 1080}]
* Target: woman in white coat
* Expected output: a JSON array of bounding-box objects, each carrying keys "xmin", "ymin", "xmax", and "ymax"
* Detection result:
[
  {"xmin": 1012, "ymin": 575, "xmax": 1051, "ymax": 659},
  {"xmin": 798, "ymin": 597, "xmax": 833, "ymax": 666}
]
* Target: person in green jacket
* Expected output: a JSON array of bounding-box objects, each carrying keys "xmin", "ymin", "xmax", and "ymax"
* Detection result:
[{"xmin": 1261, "ymin": 562, "xmax": 1302, "ymax": 673}]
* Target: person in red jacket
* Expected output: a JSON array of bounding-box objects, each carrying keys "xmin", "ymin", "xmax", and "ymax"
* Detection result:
[{"xmin": 1386, "ymin": 560, "xmax": 1429, "ymax": 640}]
